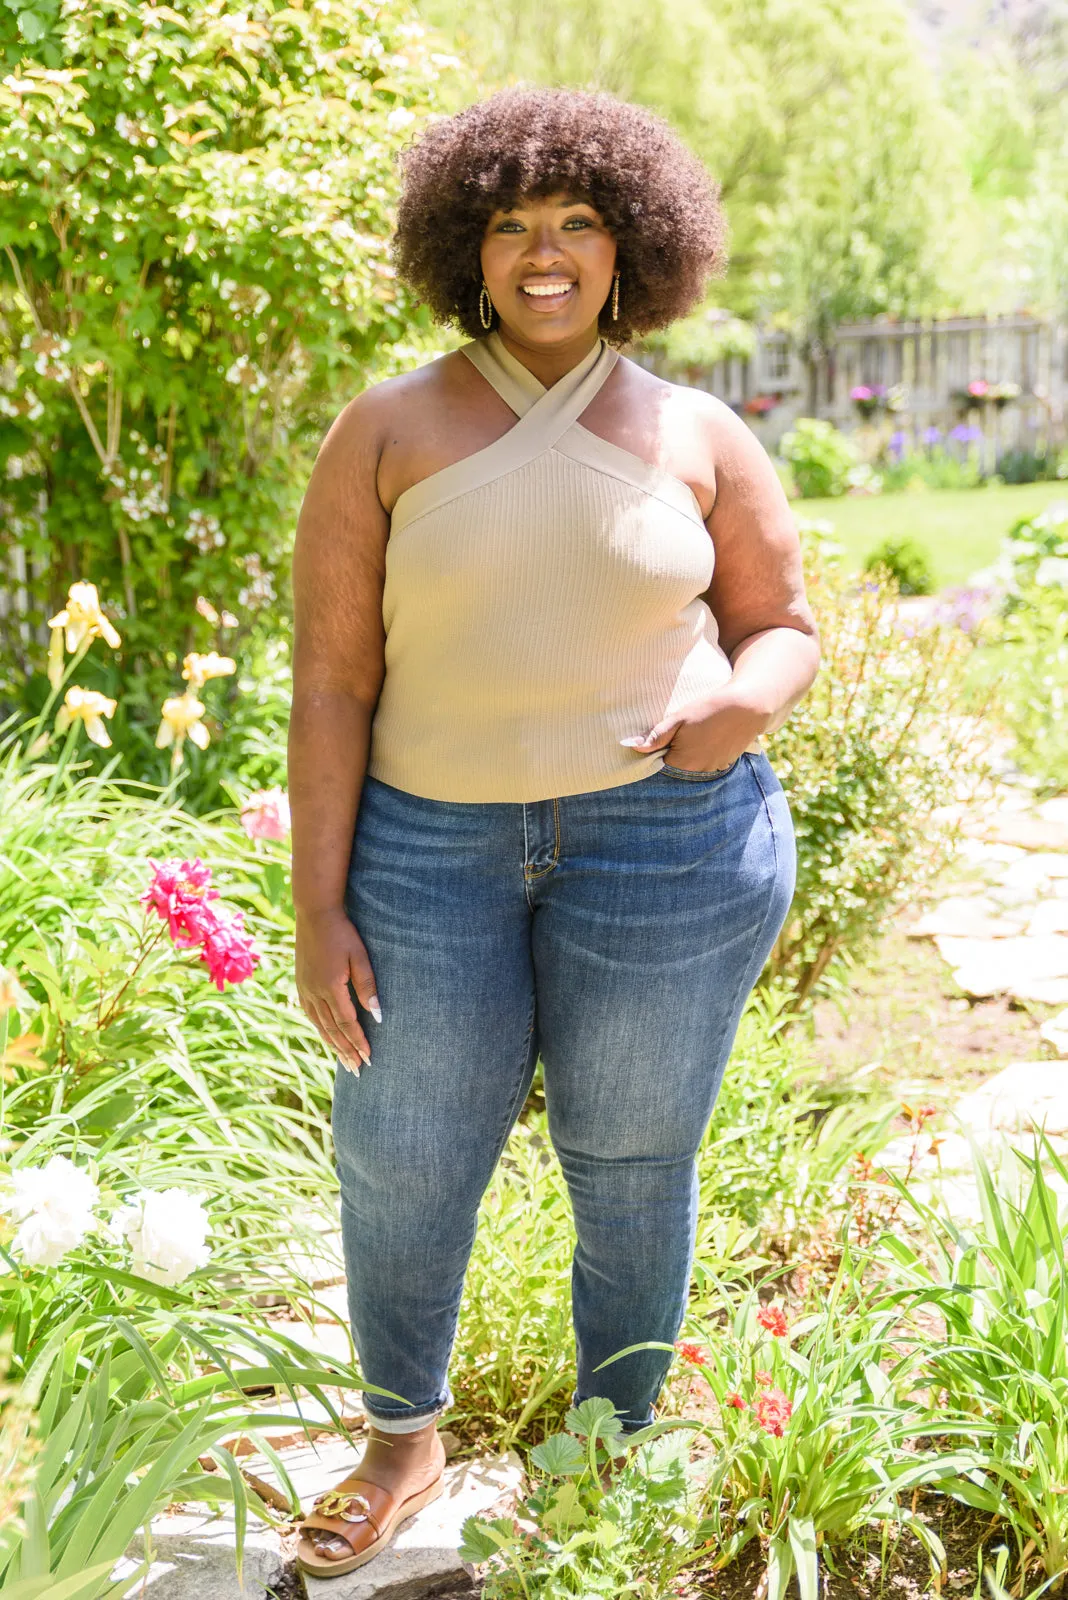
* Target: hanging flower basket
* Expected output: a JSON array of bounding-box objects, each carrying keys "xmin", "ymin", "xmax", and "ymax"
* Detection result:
[
  {"xmin": 742, "ymin": 392, "xmax": 783, "ymax": 416},
  {"xmin": 850, "ymin": 384, "xmax": 887, "ymax": 419}
]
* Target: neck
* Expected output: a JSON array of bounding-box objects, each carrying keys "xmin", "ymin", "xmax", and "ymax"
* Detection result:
[{"xmin": 493, "ymin": 325, "xmax": 601, "ymax": 387}]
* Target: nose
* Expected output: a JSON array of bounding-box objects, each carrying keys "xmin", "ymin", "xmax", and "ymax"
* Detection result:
[{"xmin": 524, "ymin": 223, "xmax": 566, "ymax": 270}]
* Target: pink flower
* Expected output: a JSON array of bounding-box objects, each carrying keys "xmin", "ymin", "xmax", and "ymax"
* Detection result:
[
  {"xmin": 675, "ymin": 1340, "xmax": 711, "ymax": 1367},
  {"xmin": 755, "ymin": 1369, "xmax": 773, "ymax": 1388},
  {"xmin": 757, "ymin": 1304, "xmax": 789, "ymax": 1338},
  {"xmin": 142, "ymin": 858, "xmax": 220, "ymax": 946},
  {"xmin": 754, "ymin": 1388, "xmax": 793, "ymax": 1437},
  {"xmin": 198, "ymin": 906, "xmax": 260, "ymax": 991},
  {"xmin": 850, "ymin": 385, "xmax": 874, "ymax": 401},
  {"xmin": 240, "ymin": 787, "xmax": 291, "ymax": 842},
  {"xmin": 724, "ymin": 1390, "xmax": 746, "ymax": 1410},
  {"xmin": 967, "ymin": 379, "xmax": 989, "ymax": 396}
]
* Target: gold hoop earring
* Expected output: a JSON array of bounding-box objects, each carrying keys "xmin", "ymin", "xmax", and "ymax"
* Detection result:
[
  {"xmin": 611, "ymin": 271, "xmax": 620, "ymax": 322},
  {"xmin": 479, "ymin": 281, "xmax": 493, "ymax": 331}
]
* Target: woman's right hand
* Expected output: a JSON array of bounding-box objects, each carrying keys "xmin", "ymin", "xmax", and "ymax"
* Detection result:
[{"xmin": 295, "ymin": 908, "xmax": 380, "ymax": 1075}]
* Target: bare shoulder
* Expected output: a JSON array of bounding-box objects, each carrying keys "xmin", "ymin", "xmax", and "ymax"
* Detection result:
[{"xmin": 615, "ymin": 356, "xmax": 752, "ymax": 451}]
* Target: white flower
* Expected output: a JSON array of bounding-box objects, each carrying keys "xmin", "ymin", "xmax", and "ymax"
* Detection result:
[
  {"xmin": 113, "ymin": 1188, "xmax": 211, "ymax": 1285},
  {"xmin": 386, "ymin": 107, "xmax": 415, "ymax": 132},
  {"xmin": 5, "ymin": 1156, "xmax": 98, "ymax": 1268},
  {"xmin": 1036, "ymin": 557, "xmax": 1068, "ymax": 587}
]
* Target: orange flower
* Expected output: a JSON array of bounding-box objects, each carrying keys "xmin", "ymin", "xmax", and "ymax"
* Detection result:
[
  {"xmin": 754, "ymin": 1388, "xmax": 793, "ymax": 1437},
  {"xmin": 757, "ymin": 1304, "xmax": 789, "ymax": 1338},
  {"xmin": 723, "ymin": 1391, "xmax": 746, "ymax": 1410},
  {"xmin": 675, "ymin": 1340, "xmax": 710, "ymax": 1367}
]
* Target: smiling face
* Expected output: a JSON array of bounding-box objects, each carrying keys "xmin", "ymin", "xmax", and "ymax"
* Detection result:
[{"xmin": 479, "ymin": 191, "xmax": 617, "ymax": 353}]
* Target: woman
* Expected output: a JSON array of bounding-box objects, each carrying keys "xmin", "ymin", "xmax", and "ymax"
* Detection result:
[{"xmin": 288, "ymin": 86, "xmax": 818, "ymax": 1576}]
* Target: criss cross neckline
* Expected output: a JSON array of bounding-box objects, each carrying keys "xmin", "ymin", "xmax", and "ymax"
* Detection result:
[{"xmin": 387, "ymin": 330, "xmax": 705, "ymax": 533}]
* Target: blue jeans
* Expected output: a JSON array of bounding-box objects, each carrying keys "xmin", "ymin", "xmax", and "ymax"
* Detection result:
[{"xmin": 332, "ymin": 753, "xmax": 795, "ymax": 1434}]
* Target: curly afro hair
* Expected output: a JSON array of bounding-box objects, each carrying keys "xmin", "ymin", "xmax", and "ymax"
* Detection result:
[{"xmin": 392, "ymin": 87, "xmax": 728, "ymax": 346}]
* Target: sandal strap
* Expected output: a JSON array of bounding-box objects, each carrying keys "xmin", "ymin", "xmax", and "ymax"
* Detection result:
[{"xmin": 303, "ymin": 1477, "xmax": 396, "ymax": 1554}]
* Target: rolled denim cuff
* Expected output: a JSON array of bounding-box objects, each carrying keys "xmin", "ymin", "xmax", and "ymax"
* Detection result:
[{"xmin": 361, "ymin": 1385, "xmax": 451, "ymax": 1435}]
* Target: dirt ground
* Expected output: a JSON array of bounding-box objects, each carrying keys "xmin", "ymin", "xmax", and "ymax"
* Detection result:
[{"xmin": 811, "ymin": 922, "xmax": 1054, "ymax": 1103}]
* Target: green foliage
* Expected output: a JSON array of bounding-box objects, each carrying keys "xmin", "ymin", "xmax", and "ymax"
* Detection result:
[
  {"xmin": 769, "ymin": 526, "xmax": 988, "ymax": 1001},
  {"xmin": 640, "ymin": 308, "xmax": 756, "ymax": 379},
  {"xmin": 0, "ymin": 0, "xmax": 464, "ymax": 698},
  {"xmin": 882, "ymin": 1138, "xmax": 1068, "ymax": 1592},
  {"xmin": 778, "ymin": 419, "xmax": 861, "ymax": 499},
  {"xmin": 862, "ymin": 537, "xmax": 935, "ymax": 596},
  {"xmin": 969, "ymin": 503, "xmax": 1068, "ymax": 792},
  {"xmin": 996, "ymin": 448, "xmax": 1068, "ymax": 487},
  {"xmin": 878, "ymin": 446, "xmax": 986, "ymax": 494},
  {"xmin": 459, "ymin": 1399, "xmax": 705, "ymax": 1597},
  {"xmin": 419, "ymin": 0, "xmax": 970, "ymax": 339},
  {"xmin": 686, "ymin": 1277, "xmax": 981, "ymax": 1600}
]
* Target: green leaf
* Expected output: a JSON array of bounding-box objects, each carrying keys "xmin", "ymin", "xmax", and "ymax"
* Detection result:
[
  {"xmin": 457, "ymin": 1515, "xmax": 515, "ymax": 1565},
  {"xmin": 530, "ymin": 1432, "xmax": 586, "ymax": 1477},
  {"xmin": 565, "ymin": 1397, "xmax": 622, "ymax": 1442},
  {"xmin": 17, "ymin": 9, "xmax": 47, "ymax": 40},
  {"xmin": 789, "ymin": 1516, "xmax": 819, "ymax": 1600}
]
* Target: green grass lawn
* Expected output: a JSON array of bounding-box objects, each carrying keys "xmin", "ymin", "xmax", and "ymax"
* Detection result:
[{"xmin": 793, "ymin": 480, "xmax": 1068, "ymax": 589}]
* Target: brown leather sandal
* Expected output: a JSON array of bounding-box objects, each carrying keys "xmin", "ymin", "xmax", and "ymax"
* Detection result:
[{"xmin": 296, "ymin": 1472, "xmax": 445, "ymax": 1577}]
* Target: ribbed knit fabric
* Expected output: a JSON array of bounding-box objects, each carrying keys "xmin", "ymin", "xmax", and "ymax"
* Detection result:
[{"xmin": 366, "ymin": 331, "xmax": 754, "ymax": 803}]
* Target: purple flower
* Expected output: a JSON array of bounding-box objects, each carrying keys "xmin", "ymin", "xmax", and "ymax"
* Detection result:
[
  {"xmin": 888, "ymin": 430, "xmax": 907, "ymax": 461},
  {"xmin": 932, "ymin": 586, "xmax": 991, "ymax": 633},
  {"xmin": 950, "ymin": 424, "xmax": 983, "ymax": 445},
  {"xmin": 922, "ymin": 426, "xmax": 942, "ymax": 446},
  {"xmin": 872, "ymin": 384, "xmax": 887, "ymax": 396}
]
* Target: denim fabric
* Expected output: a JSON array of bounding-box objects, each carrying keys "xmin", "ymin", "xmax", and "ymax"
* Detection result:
[{"xmin": 331, "ymin": 752, "xmax": 795, "ymax": 1435}]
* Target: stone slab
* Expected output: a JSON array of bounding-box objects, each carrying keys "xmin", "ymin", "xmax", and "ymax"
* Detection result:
[
  {"xmin": 116, "ymin": 1509, "xmax": 285, "ymax": 1599},
  {"xmin": 1027, "ymin": 901, "xmax": 1068, "ymax": 937},
  {"xmin": 294, "ymin": 1447, "xmax": 525, "ymax": 1600},
  {"xmin": 1040, "ymin": 1010, "xmax": 1068, "ymax": 1058},
  {"xmin": 935, "ymin": 933, "xmax": 1068, "ymax": 998},
  {"xmin": 955, "ymin": 1061, "xmax": 1068, "ymax": 1135},
  {"xmin": 909, "ymin": 896, "xmax": 1021, "ymax": 939},
  {"xmin": 973, "ymin": 814, "xmax": 1068, "ymax": 851}
]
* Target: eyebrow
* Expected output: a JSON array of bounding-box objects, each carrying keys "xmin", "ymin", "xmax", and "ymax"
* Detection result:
[{"xmin": 497, "ymin": 195, "xmax": 596, "ymax": 215}]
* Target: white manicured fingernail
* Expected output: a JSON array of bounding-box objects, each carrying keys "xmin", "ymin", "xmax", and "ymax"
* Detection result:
[
  {"xmin": 368, "ymin": 995, "xmax": 382, "ymax": 1024},
  {"xmin": 619, "ymin": 736, "xmax": 647, "ymax": 748},
  {"xmin": 358, "ymin": 1045, "xmax": 371, "ymax": 1067},
  {"xmin": 343, "ymin": 1060, "xmax": 360, "ymax": 1078}
]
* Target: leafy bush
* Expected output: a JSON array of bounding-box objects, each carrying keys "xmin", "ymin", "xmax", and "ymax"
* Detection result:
[
  {"xmin": 883, "ymin": 1138, "xmax": 1068, "ymax": 1594},
  {"xmin": 878, "ymin": 443, "xmax": 986, "ymax": 493},
  {"xmin": 968, "ymin": 502, "xmax": 1068, "ymax": 792},
  {"xmin": 778, "ymin": 419, "xmax": 862, "ymax": 499},
  {"xmin": 862, "ymin": 536, "xmax": 935, "ymax": 595},
  {"xmin": 681, "ymin": 1278, "xmax": 978, "ymax": 1600},
  {"xmin": 768, "ymin": 523, "xmax": 989, "ymax": 1001},
  {"xmin": 996, "ymin": 446, "xmax": 1068, "ymax": 486},
  {"xmin": 0, "ymin": 0, "xmax": 463, "ymax": 699},
  {"xmin": 459, "ymin": 1398, "xmax": 704, "ymax": 1598}
]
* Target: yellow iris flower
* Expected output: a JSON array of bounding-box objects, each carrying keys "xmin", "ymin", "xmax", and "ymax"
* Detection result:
[
  {"xmin": 181, "ymin": 651, "xmax": 236, "ymax": 692},
  {"xmin": 54, "ymin": 686, "xmax": 118, "ymax": 748},
  {"xmin": 156, "ymin": 692, "xmax": 210, "ymax": 769},
  {"xmin": 47, "ymin": 582, "xmax": 122, "ymax": 689}
]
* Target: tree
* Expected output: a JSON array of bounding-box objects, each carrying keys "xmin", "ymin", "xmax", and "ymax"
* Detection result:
[
  {"xmin": 0, "ymin": 0, "xmax": 465, "ymax": 686},
  {"xmin": 419, "ymin": 0, "xmax": 972, "ymax": 342}
]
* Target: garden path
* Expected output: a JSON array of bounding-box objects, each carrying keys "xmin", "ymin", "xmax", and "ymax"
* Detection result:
[{"xmin": 880, "ymin": 780, "xmax": 1068, "ymax": 1213}]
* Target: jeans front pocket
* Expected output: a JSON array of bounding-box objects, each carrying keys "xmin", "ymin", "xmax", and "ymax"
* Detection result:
[{"xmin": 658, "ymin": 755, "xmax": 743, "ymax": 783}]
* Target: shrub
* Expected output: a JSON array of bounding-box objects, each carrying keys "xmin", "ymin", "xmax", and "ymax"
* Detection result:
[
  {"xmin": 779, "ymin": 418, "xmax": 861, "ymax": 499},
  {"xmin": 862, "ymin": 536, "xmax": 935, "ymax": 596},
  {"xmin": 996, "ymin": 446, "xmax": 1068, "ymax": 485},
  {"xmin": 768, "ymin": 523, "xmax": 989, "ymax": 1002},
  {"xmin": 0, "ymin": 0, "xmax": 464, "ymax": 699},
  {"xmin": 968, "ymin": 502, "xmax": 1068, "ymax": 792}
]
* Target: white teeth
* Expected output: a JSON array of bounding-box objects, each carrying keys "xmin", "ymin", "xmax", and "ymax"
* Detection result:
[{"xmin": 521, "ymin": 283, "xmax": 574, "ymax": 297}]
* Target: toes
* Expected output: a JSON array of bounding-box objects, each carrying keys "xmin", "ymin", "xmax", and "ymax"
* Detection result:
[{"xmin": 312, "ymin": 1534, "xmax": 352, "ymax": 1561}]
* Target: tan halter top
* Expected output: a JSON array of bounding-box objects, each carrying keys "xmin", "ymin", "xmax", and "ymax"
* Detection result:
[{"xmin": 365, "ymin": 331, "xmax": 746, "ymax": 804}]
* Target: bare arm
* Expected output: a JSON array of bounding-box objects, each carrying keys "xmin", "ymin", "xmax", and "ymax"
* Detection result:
[
  {"xmin": 626, "ymin": 398, "xmax": 819, "ymax": 767},
  {"xmin": 288, "ymin": 389, "xmax": 389, "ymax": 1072}
]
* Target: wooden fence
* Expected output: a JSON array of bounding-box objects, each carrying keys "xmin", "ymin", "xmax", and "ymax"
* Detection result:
[{"xmin": 685, "ymin": 313, "xmax": 1068, "ymax": 458}]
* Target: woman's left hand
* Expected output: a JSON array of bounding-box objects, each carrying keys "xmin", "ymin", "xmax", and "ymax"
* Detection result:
[{"xmin": 620, "ymin": 684, "xmax": 771, "ymax": 773}]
